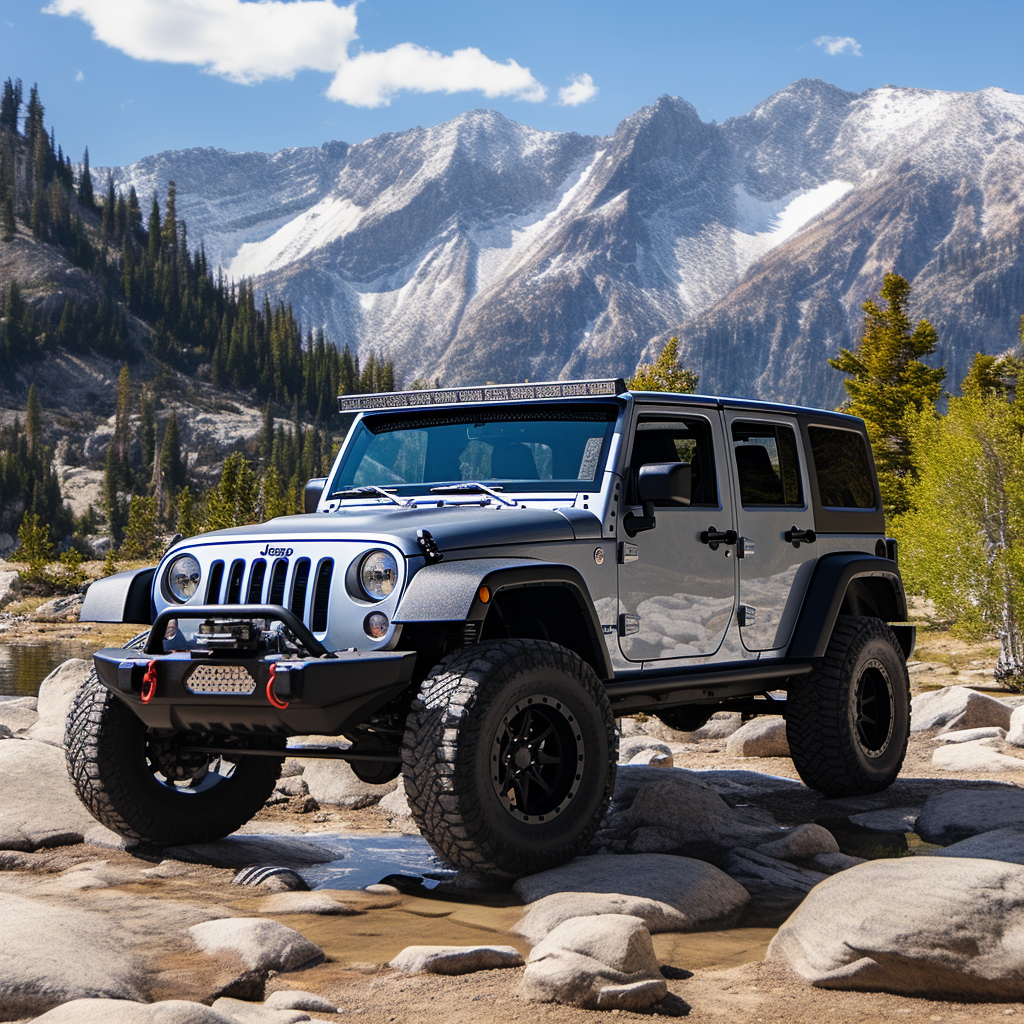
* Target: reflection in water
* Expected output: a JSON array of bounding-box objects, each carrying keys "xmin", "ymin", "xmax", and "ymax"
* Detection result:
[
  {"xmin": 0, "ymin": 642, "xmax": 92, "ymax": 697},
  {"xmin": 294, "ymin": 833, "xmax": 454, "ymax": 890}
]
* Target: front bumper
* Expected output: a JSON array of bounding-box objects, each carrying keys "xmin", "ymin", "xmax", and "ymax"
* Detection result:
[{"xmin": 93, "ymin": 647, "xmax": 417, "ymax": 735}]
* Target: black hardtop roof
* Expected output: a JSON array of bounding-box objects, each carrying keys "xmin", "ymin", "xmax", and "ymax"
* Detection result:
[{"xmin": 341, "ymin": 378, "xmax": 865, "ymax": 431}]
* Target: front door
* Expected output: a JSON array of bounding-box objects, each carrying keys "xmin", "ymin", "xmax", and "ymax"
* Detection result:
[
  {"xmin": 617, "ymin": 409, "xmax": 737, "ymax": 663},
  {"xmin": 725, "ymin": 412, "xmax": 817, "ymax": 652}
]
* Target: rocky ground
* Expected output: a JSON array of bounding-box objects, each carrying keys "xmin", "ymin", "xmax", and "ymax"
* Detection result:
[{"xmin": 3, "ymin": 624, "xmax": 1024, "ymax": 1021}]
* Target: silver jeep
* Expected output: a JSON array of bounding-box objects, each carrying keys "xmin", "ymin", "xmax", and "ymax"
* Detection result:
[{"xmin": 66, "ymin": 379, "xmax": 913, "ymax": 878}]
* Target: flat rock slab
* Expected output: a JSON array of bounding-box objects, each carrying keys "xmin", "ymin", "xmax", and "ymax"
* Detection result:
[
  {"xmin": 725, "ymin": 717, "xmax": 790, "ymax": 758},
  {"xmin": 0, "ymin": 893, "xmax": 147, "ymax": 1018},
  {"xmin": 916, "ymin": 788, "xmax": 1024, "ymax": 844},
  {"xmin": 255, "ymin": 891, "xmax": 358, "ymax": 915},
  {"xmin": 189, "ymin": 919, "xmax": 325, "ymax": 973},
  {"xmin": 165, "ymin": 835, "xmax": 339, "ymax": 868},
  {"xmin": 31, "ymin": 999, "xmax": 241, "ymax": 1023},
  {"xmin": 265, "ymin": 989, "xmax": 340, "ymax": 1012},
  {"xmin": 27, "ymin": 658, "xmax": 92, "ymax": 746},
  {"xmin": 0, "ymin": 695, "xmax": 38, "ymax": 735},
  {"xmin": 929, "ymin": 825, "xmax": 1024, "ymax": 865},
  {"xmin": 848, "ymin": 807, "xmax": 921, "ymax": 832},
  {"xmin": 768, "ymin": 857, "xmax": 1024, "ymax": 998},
  {"xmin": 726, "ymin": 849, "xmax": 828, "ymax": 893},
  {"xmin": 934, "ymin": 726, "xmax": 1007, "ymax": 744},
  {"xmin": 0, "ymin": 738, "xmax": 99, "ymax": 850},
  {"xmin": 931, "ymin": 739, "xmax": 1024, "ymax": 772},
  {"xmin": 519, "ymin": 914, "xmax": 667, "ymax": 1011},
  {"xmin": 911, "ymin": 686, "xmax": 1012, "ymax": 733},
  {"xmin": 211, "ymin": 997, "xmax": 311, "ymax": 1023},
  {"xmin": 512, "ymin": 853, "xmax": 749, "ymax": 930},
  {"xmin": 390, "ymin": 944, "xmax": 524, "ymax": 974}
]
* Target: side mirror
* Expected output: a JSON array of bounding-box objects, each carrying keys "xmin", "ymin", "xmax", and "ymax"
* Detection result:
[
  {"xmin": 304, "ymin": 478, "xmax": 328, "ymax": 514},
  {"xmin": 638, "ymin": 462, "xmax": 691, "ymax": 516}
]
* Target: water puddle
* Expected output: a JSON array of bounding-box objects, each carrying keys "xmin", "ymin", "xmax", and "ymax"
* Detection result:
[
  {"xmin": 294, "ymin": 833, "xmax": 455, "ymax": 891},
  {"xmin": 824, "ymin": 820, "xmax": 942, "ymax": 859},
  {"xmin": 0, "ymin": 641, "xmax": 92, "ymax": 697}
]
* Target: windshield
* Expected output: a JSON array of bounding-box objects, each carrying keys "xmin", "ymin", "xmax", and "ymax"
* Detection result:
[{"xmin": 331, "ymin": 404, "xmax": 618, "ymax": 497}]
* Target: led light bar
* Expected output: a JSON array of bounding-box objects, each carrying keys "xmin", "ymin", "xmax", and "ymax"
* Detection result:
[{"xmin": 338, "ymin": 378, "xmax": 626, "ymax": 414}]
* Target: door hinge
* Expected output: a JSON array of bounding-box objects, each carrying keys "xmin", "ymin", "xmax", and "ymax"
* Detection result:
[
  {"xmin": 619, "ymin": 542, "xmax": 639, "ymax": 563},
  {"xmin": 738, "ymin": 605, "xmax": 757, "ymax": 627},
  {"xmin": 619, "ymin": 613, "xmax": 640, "ymax": 636}
]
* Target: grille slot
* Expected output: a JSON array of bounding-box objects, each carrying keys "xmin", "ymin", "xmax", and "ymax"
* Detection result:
[
  {"xmin": 268, "ymin": 558, "xmax": 288, "ymax": 606},
  {"xmin": 247, "ymin": 559, "xmax": 267, "ymax": 603},
  {"xmin": 205, "ymin": 561, "xmax": 225, "ymax": 604},
  {"xmin": 225, "ymin": 559, "xmax": 245, "ymax": 604},
  {"xmin": 311, "ymin": 559, "xmax": 334, "ymax": 633},
  {"xmin": 290, "ymin": 558, "xmax": 311, "ymax": 620}
]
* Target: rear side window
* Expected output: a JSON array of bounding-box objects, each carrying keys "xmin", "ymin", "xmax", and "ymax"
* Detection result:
[
  {"xmin": 807, "ymin": 426, "xmax": 877, "ymax": 509},
  {"xmin": 732, "ymin": 421, "xmax": 803, "ymax": 507}
]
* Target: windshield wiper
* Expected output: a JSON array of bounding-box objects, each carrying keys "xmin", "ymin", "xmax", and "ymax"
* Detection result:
[
  {"xmin": 330, "ymin": 485, "xmax": 413, "ymax": 508},
  {"xmin": 429, "ymin": 482, "xmax": 518, "ymax": 507}
]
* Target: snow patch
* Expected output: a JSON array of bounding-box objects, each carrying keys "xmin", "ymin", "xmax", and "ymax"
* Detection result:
[
  {"xmin": 227, "ymin": 196, "xmax": 364, "ymax": 278},
  {"xmin": 731, "ymin": 180, "xmax": 853, "ymax": 277}
]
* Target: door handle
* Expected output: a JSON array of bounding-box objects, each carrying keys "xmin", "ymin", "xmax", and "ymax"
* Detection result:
[
  {"xmin": 784, "ymin": 526, "xmax": 816, "ymax": 548},
  {"xmin": 700, "ymin": 526, "xmax": 738, "ymax": 551}
]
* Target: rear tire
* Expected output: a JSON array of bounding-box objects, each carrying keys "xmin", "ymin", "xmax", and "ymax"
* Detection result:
[
  {"xmin": 65, "ymin": 670, "xmax": 283, "ymax": 845},
  {"xmin": 786, "ymin": 615, "xmax": 910, "ymax": 796},
  {"xmin": 402, "ymin": 639, "xmax": 617, "ymax": 879}
]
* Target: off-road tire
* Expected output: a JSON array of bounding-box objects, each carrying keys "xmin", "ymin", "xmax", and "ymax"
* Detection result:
[
  {"xmin": 402, "ymin": 639, "xmax": 617, "ymax": 879},
  {"xmin": 786, "ymin": 615, "xmax": 910, "ymax": 796},
  {"xmin": 64, "ymin": 669, "xmax": 284, "ymax": 845}
]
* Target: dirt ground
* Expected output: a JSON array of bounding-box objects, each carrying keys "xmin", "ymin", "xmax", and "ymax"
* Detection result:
[{"xmin": 7, "ymin": 616, "xmax": 1024, "ymax": 1021}]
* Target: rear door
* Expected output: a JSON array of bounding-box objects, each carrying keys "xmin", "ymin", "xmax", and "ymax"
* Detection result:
[{"xmin": 724, "ymin": 411, "xmax": 816, "ymax": 652}]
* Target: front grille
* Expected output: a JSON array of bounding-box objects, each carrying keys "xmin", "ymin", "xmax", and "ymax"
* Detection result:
[{"xmin": 194, "ymin": 552, "xmax": 336, "ymax": 636}]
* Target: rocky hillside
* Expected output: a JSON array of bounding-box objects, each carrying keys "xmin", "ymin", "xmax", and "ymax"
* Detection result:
[{"xmin": 103, "ymin": 79, "xmax": 1024, "ymax": 406}]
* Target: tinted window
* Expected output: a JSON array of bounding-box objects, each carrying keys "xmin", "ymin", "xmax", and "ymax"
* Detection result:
[
  {"xmin": 732, "ymin": 421, "xmax": 803, "ymax": 507},
  {"xmin": 807, "ymin": 426, "xmax": 877, "ymax": 509},
  {"xmin": 630, "ymin": 417, "xmax": 717, "ymax": 506}
]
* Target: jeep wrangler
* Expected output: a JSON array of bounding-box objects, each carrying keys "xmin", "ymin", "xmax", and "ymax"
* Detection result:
[{"xmin": 66, "ymin": 379, "xmax": 913, "ymax": 878}]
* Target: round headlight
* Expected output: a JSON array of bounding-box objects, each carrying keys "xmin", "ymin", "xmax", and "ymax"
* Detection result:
[
  {"xmin": 166, "ymin": 555, "xmax": 201, "ymax": 603},
  {"xmin": 358, "ymin": 549, "xmax": 398, "ymax": 601}
]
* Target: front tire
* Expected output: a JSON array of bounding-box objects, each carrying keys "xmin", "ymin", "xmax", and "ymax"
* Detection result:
[
  {"xmin": 786, "ymin": 615, "xmax": 910, "ymax": 796},
  {"xmin": 65, "ymin": 670, "xmax": 284, "ymax": 845},
  {"xmin": 402, "ymin": 639, "xmax": 617, "ymax": 879}
]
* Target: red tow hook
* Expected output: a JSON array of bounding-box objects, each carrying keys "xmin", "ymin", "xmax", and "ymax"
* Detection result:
[
  {"xmin": 140, "ymin": 661, "xmax": 158, "ymax": 704},
  {"xmin": 266, "ymin": 663, "xmax": 290, "ymax": 710}
]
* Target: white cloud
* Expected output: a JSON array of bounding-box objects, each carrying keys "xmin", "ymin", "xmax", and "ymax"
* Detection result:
[
  {"xmin": 558, "ymin": 73, "xmax": 597, "ymax": 107},
  {"xmin": 44, "ymin": 0, "xmax": 547, "ymax": 106},
  {"xmin": 814, "ymin": 35, "xmax": 863, "ymax": 57},
  {"xmin": 75, "ymin": 69, "xmax": 85, "ymax": 82}
]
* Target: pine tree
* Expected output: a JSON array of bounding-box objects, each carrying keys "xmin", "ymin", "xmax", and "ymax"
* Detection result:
[
  {"xmin": 17, "ymin": 511, "xmax": 52, "ymax": 582},
  {"xmin": 25, "ymin": 382, "xmax": 41, "ymax": 459},
  {"xmin": 628, "ymin": 337, "xmax": 699, "ymax": 393},
  {"xmin": 122, "ymin": 495, "xmax": 160, "ymax": 560},
  {"xmin": 140, "ymin": 388, "xmax": 156, "ymax": 471},
  {"xmin": 829, "ymin": 273, "xmax": 946, "ymax": 517},
  {"xmin": 160, "ymin": 411, "xmax": 186, "ymax": 493},
  {"xmin": 77, "ymin": 146, "xmax": 94, "ymax": 208}
]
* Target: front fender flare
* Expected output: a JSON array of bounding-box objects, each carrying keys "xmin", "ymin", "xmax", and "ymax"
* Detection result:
[
  {"xmin": 395, "ymin": 557, "xmax": 612, "ymax": 680},
  {"xmin": 80, "ymin": 567, "xmax": 155, "ymax": 625}
]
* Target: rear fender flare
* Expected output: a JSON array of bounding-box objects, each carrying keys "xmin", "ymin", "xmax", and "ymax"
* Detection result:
[{"xmin": 787, "ymin": 553, "xmax": 909, "ymax": 660}]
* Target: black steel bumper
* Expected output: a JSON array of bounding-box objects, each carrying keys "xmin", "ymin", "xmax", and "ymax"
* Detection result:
[{"xmin": 93, "ymin": 647, "xmax": 417, "ymax": 735}]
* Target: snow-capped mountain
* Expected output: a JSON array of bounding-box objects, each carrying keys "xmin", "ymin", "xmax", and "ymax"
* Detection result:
[{"xmin": 102, "ymin": 79, "xmax": 1024, "ymax": 406}]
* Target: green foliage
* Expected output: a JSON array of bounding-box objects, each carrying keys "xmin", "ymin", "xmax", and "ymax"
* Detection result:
[
  {"xmin": 203, "ymin": 452, "xmax": 259, "ymax": 532},
  {"xmin": 895, "ymin": 389, "xmax": 1024, "ymax": 688},
  {"xmin": 175, "ymin": 487, "xmax": 198, "ymax": 539},
  {"xmin": 52, "ymin": 547, "xmax": 86, "ymax": 590},
  {"xmin": 121, "ymin": 495, "xmax": 161, "ymax": 560},
  {"xmin": 102, "ymin": 548, "xmax": 118, "ymax": 577},
  {"xmin": 829, "ymin": 273, "xmax": 946, "ymax": 517},
  {"xmin": 17, "ymin": 512, "xmax": 52, "ymax": 581},
  {"xmin": 628, "ymin": 337, "xmax": 699, "ymax": 394}
]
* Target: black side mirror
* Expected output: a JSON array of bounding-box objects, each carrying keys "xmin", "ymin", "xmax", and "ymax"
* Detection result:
[
  {"xmin": 638, "ymin": 462, "xmax": 691, "ymax": 517},
  {"xmin": 304, "ymin": 478, "xmax": 328, "ymax": 514}
]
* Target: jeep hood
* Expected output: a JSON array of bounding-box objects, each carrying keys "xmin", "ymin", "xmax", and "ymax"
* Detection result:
[{"xmin": 173, "ymin": 504, "xmax": 592, "ymax": 557}]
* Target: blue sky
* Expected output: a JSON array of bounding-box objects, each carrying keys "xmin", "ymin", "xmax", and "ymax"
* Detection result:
[{"xmin": 3, "ymin": 0, "xmax": 1024, "ymax": 168}]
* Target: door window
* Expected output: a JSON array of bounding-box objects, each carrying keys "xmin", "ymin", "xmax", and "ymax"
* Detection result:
[
  {"xmin": 629, "ymin": 417, "xmax": 718, "ymax": 506},
  {"xmin": 731, "ymin": 421, "xmax": 803, "ymax": 507}
]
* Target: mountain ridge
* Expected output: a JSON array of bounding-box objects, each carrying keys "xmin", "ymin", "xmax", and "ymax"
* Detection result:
[{"xmin": 99, "ymin": 79, "xmax": 1024, "ymax": 405}]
